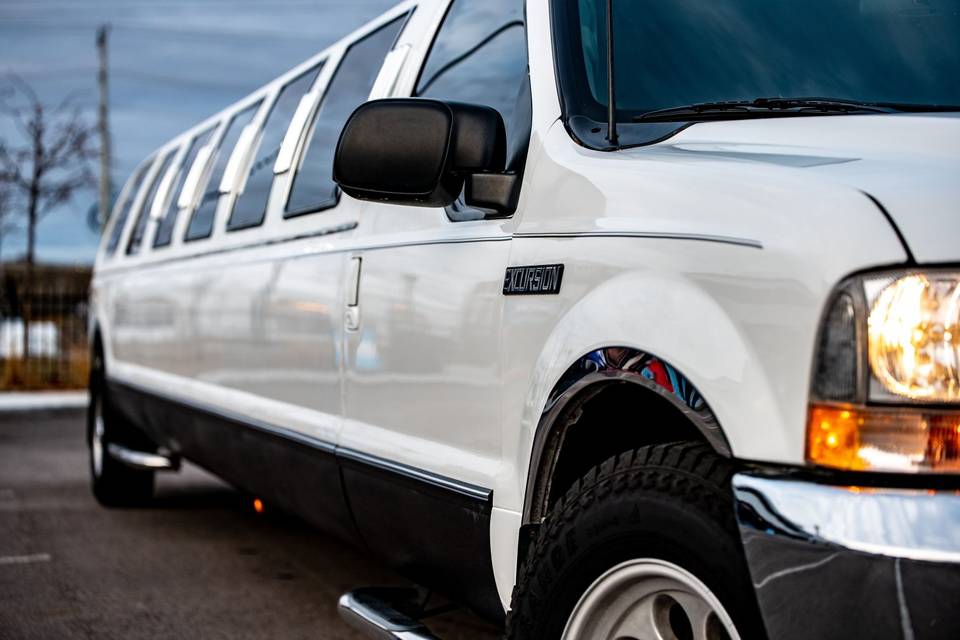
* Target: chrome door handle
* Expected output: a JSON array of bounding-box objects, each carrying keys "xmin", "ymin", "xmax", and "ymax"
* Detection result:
[
  {"xmin": 346, "ymin": 256, "xmax": 361, "ymax": 331},
  {"xmin": 345, "ymin": 306, "xmax": 360, "ymax": 331}
]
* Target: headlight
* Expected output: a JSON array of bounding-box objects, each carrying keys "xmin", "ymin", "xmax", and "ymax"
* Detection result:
[
  {"xmin": 867, "ymin": 273, "xmax": 960, "ymax": 402},
  {"xmin": 807, "ymin": 270, "xmax": 960, "ymax": 474}
]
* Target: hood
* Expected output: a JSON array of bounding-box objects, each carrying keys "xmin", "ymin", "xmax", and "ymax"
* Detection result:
[{"xmin": 657, "ymin": 113, "xmax": 960, "ymax": 264}]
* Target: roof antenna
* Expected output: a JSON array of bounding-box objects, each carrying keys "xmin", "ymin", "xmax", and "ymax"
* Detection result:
[{"xmin": 605, "ymin": 0, "xmax": 618, "ymax": 146}]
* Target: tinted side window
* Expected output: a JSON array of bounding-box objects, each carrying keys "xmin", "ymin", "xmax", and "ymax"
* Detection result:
[
  {"xmin": 126, "ymin": 149, "xmax": 176, "ymax": 256},
  {"xmin": 227, "ymin": 64, "xmax": 323, "ymax": 231},
  {"xmin": 105, "ymin": 160, "xmax": 153, "ymax": 256},
  {"xmin": 285, "ymin": 16, "xmax": 406, "ymax": 217},
  {"xmin": 153, "ymin": 124, "xmax": 217, "ymax": 248},
  {"xmin": 185, "ymin": 101, "xmax": 262, "ymax": 241},
  {"xmin": 416, "ymin": 0, "xmax": 529, "ymax": 168}
]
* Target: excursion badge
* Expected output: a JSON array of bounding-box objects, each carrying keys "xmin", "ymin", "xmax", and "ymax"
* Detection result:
[{"xmin": 503, "ymin": 264, "xmax": 564, "ymax": 295}]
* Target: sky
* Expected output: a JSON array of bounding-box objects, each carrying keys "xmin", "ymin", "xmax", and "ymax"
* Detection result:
[{"xmin": 0, "ymin": 0, "xmax": 396, "ymax": 265}]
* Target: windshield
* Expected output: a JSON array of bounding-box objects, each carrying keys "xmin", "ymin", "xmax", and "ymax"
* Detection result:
[{"xmin": 552, "ymin": 0, "xmax": 960, "ymax": 147}]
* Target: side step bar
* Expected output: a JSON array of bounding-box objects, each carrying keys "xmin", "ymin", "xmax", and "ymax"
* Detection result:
[
  {"xmin": 107, "ymin": 443, "xmax": 179, "ymax": 471},
  {"xmin": 338, "ymin": 588, "xmax": 442, "ymax": 640}
]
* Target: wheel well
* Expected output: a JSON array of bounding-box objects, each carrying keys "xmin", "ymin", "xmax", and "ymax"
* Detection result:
[
  {"xmin": 523, "ymin": 347, "xmax": 731, "ymax": 533},
  {"xmin": 518, "ymin": 376, "xmax": 719, "ymax": 569},
  {"xmin": 529, "ymin": 380, "xmax": 709, "ymax": 526}
]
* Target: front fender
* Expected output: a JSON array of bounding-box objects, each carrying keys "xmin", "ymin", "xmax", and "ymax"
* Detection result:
[{"xmin": 500, "ymin": 268, "xmax": 785, "ymax": 510}]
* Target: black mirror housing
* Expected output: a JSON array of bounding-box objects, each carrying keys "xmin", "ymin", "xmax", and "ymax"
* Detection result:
[{"xmin": 333, "ymin": 98, "xmax": 506, "ymax": 208}]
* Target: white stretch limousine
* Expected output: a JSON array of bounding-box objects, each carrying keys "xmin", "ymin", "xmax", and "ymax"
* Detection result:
[{"xmin": 90, "ymin": 0, "xmax": 960, "ymax": 638}]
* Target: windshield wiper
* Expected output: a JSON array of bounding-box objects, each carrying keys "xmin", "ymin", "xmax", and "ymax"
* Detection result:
[{"xmin": 633, "ymin": 97, "xmax": 897, "ymax": 122}]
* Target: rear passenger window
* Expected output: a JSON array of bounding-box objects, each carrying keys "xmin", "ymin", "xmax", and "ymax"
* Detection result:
[
  {"xmin": 228, "ymin": 64, "xmax": 323, "ymax": 231},
  {"xmin": 105, "ymin": 159, "xmax": 153, "ymax": 256},
  {"xmin": 153, "ymin": 124, "xmax": 217, "ymax": 248},
  {"xmin": 284, "ymin": 16, "xmax": 406, "ymax": 217},
  {"xmin": 185, "ymin": 100, "xmax": 262, "ymax": 241},
  {"xmin": 416, "ymin": 0, "xmax": 529, "ymax": 170},
  {"xmin": 126, "ymin": 149, "xmax": 176, "ymax": 256}
]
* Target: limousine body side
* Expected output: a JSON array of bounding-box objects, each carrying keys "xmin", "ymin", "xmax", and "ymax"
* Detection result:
[{"xmin": 89, "ymin": 0, "xmax": 960, "ymax": 638}]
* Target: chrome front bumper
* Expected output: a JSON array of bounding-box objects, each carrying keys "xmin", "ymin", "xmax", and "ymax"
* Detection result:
[{"xmin": 732, "ymin": 473, "xmax": 960, "ymax": 640}]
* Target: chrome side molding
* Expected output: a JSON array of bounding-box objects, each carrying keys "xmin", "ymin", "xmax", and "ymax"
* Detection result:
[
  {"xmin": 106, "ymin": 443, "xmax": 179, "ymax": 471},
  {"xmin": 337, "ymin": 588, "xmax": 441, "ymax": 640}
]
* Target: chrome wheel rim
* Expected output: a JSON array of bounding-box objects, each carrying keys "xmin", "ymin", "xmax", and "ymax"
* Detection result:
[
  {"xmin": 562, "ymin": 558, "xmax": 741, "ymax": 640},
  {"xmin": 91, "ymin": 397, "xmax": 105, "ymax": 478}
]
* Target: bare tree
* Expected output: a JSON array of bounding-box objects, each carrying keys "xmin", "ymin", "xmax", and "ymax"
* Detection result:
[
  {"xmin": 0, "ymin": 177, "xmax": 16, "ymax": 265},
  {"xmin": 0, "ymin": 75, "xmax": 96, "ymax": 358}
]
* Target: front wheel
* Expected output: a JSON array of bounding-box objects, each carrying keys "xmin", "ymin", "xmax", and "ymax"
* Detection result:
[
  {"xmin": 506, "ymin": 442, "xmax": 765, "ymax": 640},
  {"xmin": 563, "ymin": 557, "xmax": 739, "ymax": 640}
]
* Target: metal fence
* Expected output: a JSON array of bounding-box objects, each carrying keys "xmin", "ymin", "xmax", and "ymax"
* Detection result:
[{"xmin": 1, "ymin": 262, "xmax": 91, "ymax": 390}]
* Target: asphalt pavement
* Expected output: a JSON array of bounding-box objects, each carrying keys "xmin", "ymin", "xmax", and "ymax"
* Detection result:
[{"xmin": 0, "ymin": 408, "xmax": 501, "ymax": 640}]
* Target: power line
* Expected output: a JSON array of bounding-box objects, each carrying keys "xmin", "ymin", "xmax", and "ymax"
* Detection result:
[
  {"xmin": 0, "ymin": 19, "xmax": 363, "ymax": 43},
  {"xmin": 0, "ymin": 0, "xmax": 390, "ymax": 8},
  {"xmin": 3, "ymin": 65, "xmax": 274, "ymax": 91}
]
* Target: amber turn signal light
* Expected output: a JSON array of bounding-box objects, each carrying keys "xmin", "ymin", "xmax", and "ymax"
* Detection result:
[{"xmin": 807, "ymin": 404, "xmax": 960, "ymax": 473}]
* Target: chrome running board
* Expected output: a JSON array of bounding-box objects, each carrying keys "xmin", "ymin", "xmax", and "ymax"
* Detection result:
[
  {"xmin": 338, "ymin": 588, "xmax": 441, "ymax": 640},
  {"xmin": 106, "ymin": 443, "xmax": 179, "ymax": 471}
]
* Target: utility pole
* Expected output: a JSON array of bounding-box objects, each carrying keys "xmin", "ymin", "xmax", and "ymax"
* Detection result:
[{"xmin": 96, "ymin": 25, "xmax": 111, "ymax": 229}]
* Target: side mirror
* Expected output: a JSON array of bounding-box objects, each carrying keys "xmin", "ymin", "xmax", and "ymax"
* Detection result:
[{"xmin": 333, "ymin": 98, "xmax": 507, "ymax": 209}]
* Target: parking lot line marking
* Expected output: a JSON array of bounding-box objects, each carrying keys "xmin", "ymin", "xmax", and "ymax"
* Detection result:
[
  {"xmin": 895, "ymin": 558, "xmax": 916, "ymax": 640},
  {"xmin": 753, "ymin": 552, "xmax": 840, "ymax": 590},
  {"xmin": 0, "ymin": 553, "xmax": 52, "ymax": 566}
]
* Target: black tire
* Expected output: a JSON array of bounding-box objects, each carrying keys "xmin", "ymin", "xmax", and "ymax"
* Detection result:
[
  {"xmin": 506, "ymin": 441, "xmax": 766, "ymax": 640},
  {"xmin": 88, "ymin": 350, "xmax": 155, "ymax": 507}
]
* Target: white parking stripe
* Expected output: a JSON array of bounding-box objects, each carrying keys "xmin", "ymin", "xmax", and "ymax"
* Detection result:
[
  {"xmin": 0, "ymin": 553, "xmax": 52, "ymax": 566},
  {"xmin": 753, "ymin": 552, "xmax": 840, "ymax": 590},
  {"xmin": 894, "ymin": 558, "xmax": 916, "ymax": 640}
]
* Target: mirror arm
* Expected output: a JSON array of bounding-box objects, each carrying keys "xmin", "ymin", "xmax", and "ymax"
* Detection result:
[{"xmin": 464, "ymin": 172, "xmax": 520, "ymax": 217}]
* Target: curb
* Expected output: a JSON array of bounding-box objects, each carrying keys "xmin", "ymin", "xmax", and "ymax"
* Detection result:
[{"xmin": 0, "ymin": 392, "xmax": 89, "ymax": 413}]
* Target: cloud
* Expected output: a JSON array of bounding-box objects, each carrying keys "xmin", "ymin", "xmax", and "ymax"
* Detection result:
[{"xmin": 0, "ymin": 0, "xmax": 395, "ymax": 263}]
